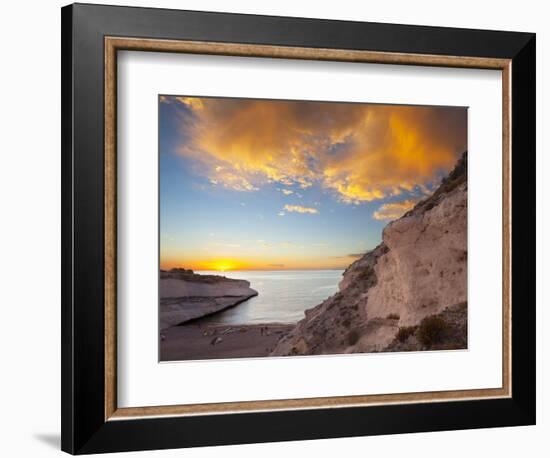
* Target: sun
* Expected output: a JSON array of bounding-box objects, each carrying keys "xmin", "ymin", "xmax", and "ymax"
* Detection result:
[
  {"xmin": 189, "ymin": 258, "xmax": 247, "ymax": 271},
  {"xmin": 212, "ymin": 260, "xmax": 237, "ymax": 271}
]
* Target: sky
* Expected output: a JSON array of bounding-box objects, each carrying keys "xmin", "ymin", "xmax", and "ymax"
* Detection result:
[{"xmin": 159, "ymin": 95, "xmax": 467, "ymax": 271}]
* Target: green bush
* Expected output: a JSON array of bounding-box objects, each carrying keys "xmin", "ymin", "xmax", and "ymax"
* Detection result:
[
  {"xmin": 396, "ymin": 326, "xmax": 416, "ymax": 342},
  {"xmin": 417, "ymin": 315, "xmax": 448, "ymax": 347}
]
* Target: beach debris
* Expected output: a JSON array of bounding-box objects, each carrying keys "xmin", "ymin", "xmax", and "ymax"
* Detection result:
[{"xmin": 210, "ymin": 336, "xmax": 223, "ymax": 346}]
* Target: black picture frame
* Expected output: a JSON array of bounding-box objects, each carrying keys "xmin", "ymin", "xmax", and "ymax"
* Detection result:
[{"xmin": 61, "ymin": 3, "xmax": 535, "ymax": 454}]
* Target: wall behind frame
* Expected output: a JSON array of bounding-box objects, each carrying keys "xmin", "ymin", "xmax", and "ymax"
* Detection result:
[{"xmin": 0, "ymin": 0, "xmax": 544, "ymax": 457}]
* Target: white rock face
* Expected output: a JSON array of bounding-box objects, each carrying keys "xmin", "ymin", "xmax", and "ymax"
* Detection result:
[
  {"xmin": 365, "ymin": 182, "xmax": 467, "ymax": 326},
  {"xmin": 161, "ymin": 278, "xmax": 256, "ymax": 299}
]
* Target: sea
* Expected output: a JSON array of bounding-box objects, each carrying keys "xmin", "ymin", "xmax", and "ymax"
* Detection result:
[{"xmin": 195, "ymin": 270, "xmax": 344, "ymax": 325}]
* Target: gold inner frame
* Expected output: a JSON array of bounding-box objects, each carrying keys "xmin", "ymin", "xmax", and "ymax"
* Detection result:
[{"xmin": 104, "ymin": 37, "xmax": 512, "ymax": 421}]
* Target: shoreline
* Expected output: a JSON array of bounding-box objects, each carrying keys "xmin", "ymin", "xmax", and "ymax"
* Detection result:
[
  {"xmin": 160, "ymin": 322, "xmax": 293, "ymax": 362},
  {"xmin": 176, "ymin": 293, "xmax": 259, "ymax": 326}
]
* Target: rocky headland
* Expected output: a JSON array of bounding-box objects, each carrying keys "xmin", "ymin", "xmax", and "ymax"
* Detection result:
[
  {"xmin": 159, "ymin": 268, "xmax": 258, "ymax": 330},
  {"xmin": 271, "ymin": 152, "xmax": 468, "ymax": 356}
]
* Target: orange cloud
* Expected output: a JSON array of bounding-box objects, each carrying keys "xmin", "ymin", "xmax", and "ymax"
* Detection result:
[
  {"xmin": 172, "ymin": 97, "xmax": 466, "ymax": 202},
  {"xmin": 372, "ymin": 199, "xmax": 418, "ymax": 221},
  {"xmin": 283, "ymin": 204, "xmax": 319, "ymax": 215}
]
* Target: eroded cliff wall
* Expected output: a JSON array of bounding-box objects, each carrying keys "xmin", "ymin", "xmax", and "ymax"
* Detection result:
[{"xmin": 272, "ymin": 152, "xmax": 467, "ymax": 356}]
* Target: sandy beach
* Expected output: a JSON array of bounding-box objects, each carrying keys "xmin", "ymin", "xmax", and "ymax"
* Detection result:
[{"xmin": 160, "ymin": 322, "xmax": 293, "ymax": 361}]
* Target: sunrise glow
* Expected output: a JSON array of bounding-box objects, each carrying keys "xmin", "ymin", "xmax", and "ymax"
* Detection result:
[
  {"xmin": 210, "ymin": 260, "xmax": 238, "ymax": 271},
  {"xmin": 159, "ymin": 96, "xmax": 467, "ymax": 271}
]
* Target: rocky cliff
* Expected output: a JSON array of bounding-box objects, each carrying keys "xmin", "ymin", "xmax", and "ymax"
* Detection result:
[
  {"xmin": 160, "ymin": 269, "xmax": 258, "ymax": 330},
  {"xmin": 271, "ymin": 152, "xmax": 468, "ymax": 356}
]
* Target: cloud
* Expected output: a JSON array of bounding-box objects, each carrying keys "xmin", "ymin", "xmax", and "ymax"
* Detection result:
[
  {"xmin": 256, "ymin": 239, "xmax": 304, "ymax": 250},
  {"xmin": 209, "ymin": 172, "xmax": 258, "ymax": 191},
  {"xmin": 173, "ymin": 96, "xmax": 205, "ymax": 110},
  {"xmin": 278, "ymin": 188, "xmax": 294, "ymax": 195},
  {"xmin": 168, "ymin": 96, "xmax": 466, "ymax": 202},
  {"xmin": 283, "ymin": 204, "xmax": 319, "ymax": 215},
  {"xmin": 332, "ymin": 252, "xmax": 365, "ymax": 259},
  {"xmin": 211, "ymin": 242, "xmax": 241, "ymax": 248},
  {"xmin": 257, "ymin": 240, "xmax": 275, "ymax": 248},
  {"xmin": 372, "ymin": 199, "xmax": 418, "ymax": 221}
]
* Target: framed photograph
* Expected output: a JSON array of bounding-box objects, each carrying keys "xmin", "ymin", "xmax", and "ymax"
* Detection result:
[{"xmin": 61, "ymin": 3, "xmax": 536, "ymax": 454}]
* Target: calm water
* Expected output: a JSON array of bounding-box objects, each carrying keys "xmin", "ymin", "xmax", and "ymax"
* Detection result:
[{"xmin": 196, "ymin": 270, "xmax": 343, "ymax": 325}]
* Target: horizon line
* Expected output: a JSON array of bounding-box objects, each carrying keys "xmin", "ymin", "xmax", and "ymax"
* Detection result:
[{"xmin": 161, "ymin": 267, "xmax": 347, "ymax": 272}]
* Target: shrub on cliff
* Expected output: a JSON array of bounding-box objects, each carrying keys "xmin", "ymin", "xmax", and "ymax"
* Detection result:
[
  {"xmin": 417, "ymin": 315, "xmax": 448, "ymax": 347},
  {"xmin": 396, "ymin": 326, "xmax": 417, "ymax": 342}
]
